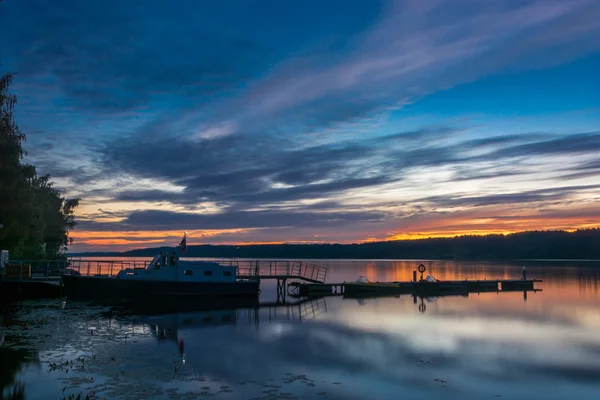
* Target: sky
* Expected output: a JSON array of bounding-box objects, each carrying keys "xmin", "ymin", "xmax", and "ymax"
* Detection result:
[{"xmin": 1, "ymin": 0, "xmax": 599, "ymax": 252}]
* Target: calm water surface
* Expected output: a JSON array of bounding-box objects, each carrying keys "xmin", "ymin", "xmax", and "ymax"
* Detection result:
[{"xmin": 1, "ymin": 259, "xmax": 599, "ymax": 400}]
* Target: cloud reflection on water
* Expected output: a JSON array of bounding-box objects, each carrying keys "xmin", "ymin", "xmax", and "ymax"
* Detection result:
[{"xmin": 1, "ymin": 260, "xmax": 599, "ymax": 399}]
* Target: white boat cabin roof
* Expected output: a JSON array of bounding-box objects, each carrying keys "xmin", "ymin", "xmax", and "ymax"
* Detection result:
[
  {"xmin": 149, "ymin": 253, "xmax": 225, "ymax": 269},
  {"xmin": 115, "ymin": 252, "xmax": 239, "ymax": 282}
]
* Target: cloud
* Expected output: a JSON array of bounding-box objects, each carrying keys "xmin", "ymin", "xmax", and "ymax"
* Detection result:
[
  {"xmin": 486, "ymin": 132, "xmax": 600, "ymax": 159},
  {"xmin": 96, "ymin": 128, "xmax": 600, "ymax": 213},
  {"xmin": 3, "ymin": 0, "xmax": 600, "ymax": 250},
  {"xmin": 5, "ymin": 0, "xmax": 597, "ymax": 138},
  {"xmin": 0, "ymin": 1, "xmax": 272, "ymax": 113},
  {"xmin": 194, "ymin": 121, "xmax": 237, "ymax": 140},
  {"xmin": 78, "ymin": 208, "xmax": 388, "ymax": 232},
  {"xmin": 419, "ymin": 184, "xmax": 600, "ymax": 208},
  {"xmin": 203, "ymin": 0, "xmax": 600, "ymax": 134}
]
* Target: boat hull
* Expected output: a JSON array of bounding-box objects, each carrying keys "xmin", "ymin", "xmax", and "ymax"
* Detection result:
[{"xmin": 61, "ymin": 274, "xmax": 260, "ymax": 299}]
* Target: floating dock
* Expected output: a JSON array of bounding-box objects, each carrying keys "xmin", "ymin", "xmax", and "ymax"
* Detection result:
[
  {"xmin": 288, "ymin": 264, "xmax": 542, "ymax": 298},
  {"xmin": 289, "ymin": 278, "xmax": 542, "ymax": 297}
]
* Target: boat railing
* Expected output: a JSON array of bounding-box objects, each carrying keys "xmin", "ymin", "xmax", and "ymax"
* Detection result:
[{"xmin": 66, "ymin": 259, "xmax": 151, "ymax": 276}]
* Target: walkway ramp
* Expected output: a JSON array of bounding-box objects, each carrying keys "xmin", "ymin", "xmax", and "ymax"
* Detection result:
[{"xmin": 232, "ymin": 260, "xmax": 327, "ymax": 283}]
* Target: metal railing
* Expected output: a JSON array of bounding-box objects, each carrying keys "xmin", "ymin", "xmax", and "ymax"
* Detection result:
[
  {"xmin": 1, "ymin": 258, "xmax": 328, "ymax": 283},
  {"xmin": 231, "ymin": 260, "xmax": 327, "ymax": 283},
  {"xmin": 0, "ymin": 259, "xmax": 70, "ymax": 280},
  {"xmin": 261, "ymin": 297, "xmax": 328, "ymax": 322},
  {"xmin": 67, "ymin": 258, "xmax": 150, "ymax": 276}
]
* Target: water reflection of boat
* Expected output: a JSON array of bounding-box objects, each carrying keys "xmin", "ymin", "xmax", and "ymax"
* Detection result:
[
  {"xmin": 108, "ymin": 296, "xmax": 260, "ymax": 316},
  {"xmin": 62, "ymin": 253, "xmax": 260, "ymax": 300},
  {"xmin": 107, "ymin": 297, "xmax": 328, "ymax": 338}
]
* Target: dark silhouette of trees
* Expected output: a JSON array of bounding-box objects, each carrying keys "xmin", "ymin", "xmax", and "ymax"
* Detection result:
[
  {"xmin": 0, "ymin": 72, "xmax": 79, "ymax": 259},
  {"xmin": 99, "ymin": 228, "xmax": 600, "ymax": 260}
]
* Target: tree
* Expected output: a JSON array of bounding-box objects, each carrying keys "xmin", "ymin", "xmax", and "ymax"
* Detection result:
[{"xmin": 0, "ymin": 72, "xmax": 80, "ymax": 259}]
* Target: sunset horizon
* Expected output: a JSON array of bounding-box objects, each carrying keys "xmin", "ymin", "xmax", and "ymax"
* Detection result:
[
  {"xmin": 67, "ymin": 225, "xmax": 600, "ymax": 253},
  {"xmin": 2, "ymin": 0, "xmax": 599, "ymax": 253}
]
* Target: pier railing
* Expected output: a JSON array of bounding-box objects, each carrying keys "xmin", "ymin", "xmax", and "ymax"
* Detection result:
[
  {"xmin": 0, "ymin": 259, "xmax": 70, "ymax": 280},
  {"xmin": 1, "ymin": 258, "xmax": 328, "ymax": 283},
  {"xmin": 231, "ymin": 260, "xmax": 328, "ymax": 283}
]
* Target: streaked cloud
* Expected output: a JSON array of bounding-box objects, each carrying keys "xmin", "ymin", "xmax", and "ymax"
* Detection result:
[{"xmin": 0, "ymin": 0, "xmax": 599, "ymax": 251}]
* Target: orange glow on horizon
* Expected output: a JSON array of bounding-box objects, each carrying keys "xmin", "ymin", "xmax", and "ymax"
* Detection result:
[
  {"xmin": 68, "ymin": 224, "xmax": 600, "ymax": 250},
  {"xmin": 69, "ymin": 229, "xmax": 250, "ymax": 239},
  {"xmin": 67, "ymin": 208, "xmax": 600, "ymax": 251},
  {"xmin": 82, "ymin": 239, "xmax": 166, "ymax": 245}
]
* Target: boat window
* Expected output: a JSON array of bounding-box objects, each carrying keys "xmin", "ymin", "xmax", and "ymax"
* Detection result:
[
  {"xmin": 204, "ymin": 270, "xmax": 213, "ymax": 276},
  {"xmin": 184, "ymin": 270, "xmax": 193, "ymax": 276},
  {"xmin": 223, "ymin": 271, "xmax": 232, "ymax": 277}
]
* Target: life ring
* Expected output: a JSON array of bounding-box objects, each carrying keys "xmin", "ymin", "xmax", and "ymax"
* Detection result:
[{"xmin": 417, "ymin": 264, "xmax": 426, "ymax": 273}]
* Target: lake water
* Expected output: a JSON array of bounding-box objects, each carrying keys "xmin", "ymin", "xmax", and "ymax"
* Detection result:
[{"xmin": 1, "ymin": 259, "xmax": 599, "ymax": 400}]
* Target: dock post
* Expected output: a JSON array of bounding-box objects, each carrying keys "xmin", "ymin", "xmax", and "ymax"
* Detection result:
[
  {"xmin": 413, "ymin": 271, "xmax": 417, "ymax": 282},
  {"xmin": 522, "ymin": 267, "xmax": 527, "ymax": 280},
  {"xmin": 276, "ymin": 279, "xmax": 287, "ymax": 303}
]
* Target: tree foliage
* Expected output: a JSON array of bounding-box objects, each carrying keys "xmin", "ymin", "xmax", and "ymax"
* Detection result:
[
  {"xmin": 110, "ymin": 228, "xmax": 600, "ymax": 260},
  {"xmin": 0, "ymin": 72, "xmax": 79, "ymax": 259}
]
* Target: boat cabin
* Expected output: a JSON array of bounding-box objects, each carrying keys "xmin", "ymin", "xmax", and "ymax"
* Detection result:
[{"xmin": 116, "ymin": 253, "xmax": 238, "ymax": 283}]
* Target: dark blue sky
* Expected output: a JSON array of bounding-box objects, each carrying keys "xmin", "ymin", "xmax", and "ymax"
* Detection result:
[{"xmin": 1, "ymin": 0, "xmax": 599, "ymax": 250}]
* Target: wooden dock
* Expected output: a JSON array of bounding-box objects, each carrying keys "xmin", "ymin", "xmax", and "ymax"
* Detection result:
[
  {"xmin": 288, "ymin": 278, "xmax": 542, "ymax": 298},
  {"xmin": 1, "ymin": 257, "xmax": 543, "ymax": 304}
]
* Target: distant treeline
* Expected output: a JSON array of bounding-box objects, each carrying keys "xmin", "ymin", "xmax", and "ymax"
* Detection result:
[
  {"xmin": 0, "ymin": 73, "xmax": 79, "ymax": 259},
  {"xmin": 73, "ymin": 228, "xmax": 600, "ymax": 260}
]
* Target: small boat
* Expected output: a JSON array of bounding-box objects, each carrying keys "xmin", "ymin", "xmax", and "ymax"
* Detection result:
[
  {"xmin": 344, "ymin": 276, "xmax": 411, "ymax": 296},
  {"xmin": 344, "ymin": 275, "xmax": 470, "ymax": 296},
  {"xmin": 61, "ymin": 253, "xmax": 260, "ymax": 299}
]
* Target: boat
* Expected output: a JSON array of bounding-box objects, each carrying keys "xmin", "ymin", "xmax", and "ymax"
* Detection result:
[
  {"xmin": 344, "ymin": 275, "xmax": 470, "ymax": 296},
  {"xmin": 61, "ymin": 253, "xmax": 260, "ymax": 299},
  {"xmin": 344, "ymin": 276, "xmax": 409, "ymax": 296}
]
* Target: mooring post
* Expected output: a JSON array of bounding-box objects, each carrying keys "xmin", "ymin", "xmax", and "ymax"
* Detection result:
[
  {"xmin": 282, "ymin": 279, "xmax": 287, "ymax": 302},
  {"xmin": 522, "ymin": 267, "xmax": 527, "ymax": 280},
  {"xmin": 413, "ymin": 270, "xmax": 417, "ymax": 282}
]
